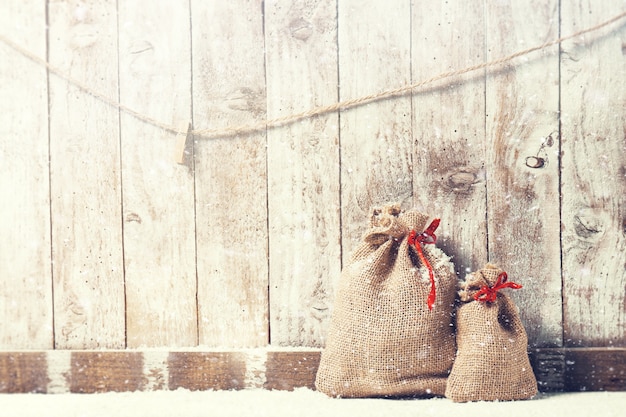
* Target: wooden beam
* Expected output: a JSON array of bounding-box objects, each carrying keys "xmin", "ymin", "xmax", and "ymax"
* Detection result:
[
  {"xmin": 563, "ymin": 349, "xmax": 626, "ymax": 392},
  {"xmin": 264, "ymin": 351, "xmax": 320, "ymax": 391},
  {"xmin": 0, "ymin": 353, "xmax": 48, "ymax": 393},
  {"xmin": 69, "ymin": 352, "xmax": 144, "ymax": 393},
  {"xmin": 168, "ymin": 352, "xmax": 247, "ymax": 391},
  {"xmin": 1, "ymin": 348, "xmax": 624, "ymax": 394}
]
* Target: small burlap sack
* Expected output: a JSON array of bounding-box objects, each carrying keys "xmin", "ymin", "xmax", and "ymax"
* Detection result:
[
  {"xmin": 315, "ymin": 204, "xmax": 457, "ymax": 398},
  {"xmin": 445, "ymin": 263, "xmax": 538, "ymax": 402}
]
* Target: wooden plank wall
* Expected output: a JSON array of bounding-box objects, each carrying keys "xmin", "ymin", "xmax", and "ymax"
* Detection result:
[{"xmin": 0, "ymin": 0, "xmax": 624, "ymax": 390}]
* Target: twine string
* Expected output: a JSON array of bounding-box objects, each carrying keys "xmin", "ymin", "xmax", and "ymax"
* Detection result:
[{"xmin": 1, "ymin": 11, "xmax": 624, "ymax": 139}]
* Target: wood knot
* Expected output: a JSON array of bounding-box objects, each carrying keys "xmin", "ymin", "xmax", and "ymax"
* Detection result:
[
  {"xmin": 225, "ymin": 87, "xmax": 264, "ymax": 115},
  {"xmin": 525, "ymin": 155, "xmax": 546, "ymax": 168},
  {"xmin": 445, "ymin": 168, "xmax": 481, "ymax": 193},
  {"xmin": 573, "ymin": 208, "xmax": 606, "ymax": 241},
  {"xmin": 70, "ymin": 23, "xmax": 98, "ymax": 49},
  {"xmin": 129, "ymin": 40, "xmax": 154, "ymax": 55},
  {"xmin": 289, "ymin": 18, "xmax": 313, "ymax": 40},
  {"xmin": 125, "ymin": 213, "xmax": 142, "ymax": 224}
]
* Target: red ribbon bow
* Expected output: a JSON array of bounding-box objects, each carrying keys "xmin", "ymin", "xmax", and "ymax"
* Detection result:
[
  {"xmin": 473, "ymin": 271, "xmax": 522, "ymax": 303},
  {"xmin": 408, "ymin": 218, "xmax": 440, "ymax": 311}
]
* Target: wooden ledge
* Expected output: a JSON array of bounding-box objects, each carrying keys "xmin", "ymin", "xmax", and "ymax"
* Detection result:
[{"xmin": 0, "ymin": 348, "xmax": 624, "ymax": 394}]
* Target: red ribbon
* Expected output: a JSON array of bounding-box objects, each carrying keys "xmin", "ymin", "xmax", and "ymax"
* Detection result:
[
  {"xmin": 473, "ymin": 271, "xmax": 522, "ymax": 303},
  {"xmin": 408, "ymin": 218, "xmax": 440, "ymax": 311}
]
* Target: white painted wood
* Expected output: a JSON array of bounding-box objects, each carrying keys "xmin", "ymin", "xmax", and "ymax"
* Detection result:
[
  {"xmin": 1, "ymin": 0, "xmax": 625, "ymax": 353},
  {"xmin": 411, "ymin": 1, "xmax": 487, "ymax": 277},
  {"xmin": 265, "ymin": 0, "xmax": 341, "ymax": 347},
  {"xmin": 118, "ymin": 0, "xmax": 197, "ymax": 347},
  {"xmin": 142, "ymin": 350, "xmax": 170, "ymax": 391},
  {"xmin": 48, "ymin": 0, "xmax": 125, "ymax": 348},
  {"xmin": 45, "ymin": 350, "xmax": 72, "ymax": 394},
  {"xmin": 338, "ymin": 0, "xmax": 413, "ymax": 260},
  {"xmin": 191, "ymin": 0, "xmax": 269, "ymax": 347},
  {"xmin": 0, "ymin": 0, "xmax": 52, "ymax": 349},
  {"xmin": 560, "ymin": 2, "xmax": 626, "ymax": 347},
  {"xmin": 484, "ymin": 0, "xmax": 562, "ymax": 347}
]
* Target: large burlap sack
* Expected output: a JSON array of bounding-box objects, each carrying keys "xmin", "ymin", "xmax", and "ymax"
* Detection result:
[
  {"xmin": 445, "ymin": 263, "xmax": 538, "ymax": 402},
  {"xmin": 315, "ymin": 204, "xmax": 457, "ymax": 398}
]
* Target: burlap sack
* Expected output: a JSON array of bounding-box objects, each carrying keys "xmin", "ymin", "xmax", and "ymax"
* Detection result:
[
  {"xmin": 315, "ymin": 204, "xmax": 457, "ymax": 398},
  {"xmin": 445, "ymin": 263, "xmax": 538, "ymax": 402}
]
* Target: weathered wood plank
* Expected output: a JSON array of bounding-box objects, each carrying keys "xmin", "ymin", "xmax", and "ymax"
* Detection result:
[
  {"xmin": 564, "ymin": 348, "xmax": 626, "ymax": 391},
  {"xmin": 191, "ymin": 0, "xmax": 269, "ymax": 347},
  {"xmin": 0, "ymin": 353, "xmax": 48, "ymax": 393},
  {"xmin": 117, "ymin": 0, "xmax": 197, "ymax": 348},
  {"xmin": 338, "ymin": 0, "xmax": 413, "ymax": 258},
  {"xmin": 0, "ymin": 1, "xmax": 52, "ymax": 349},
  {"xmin": 560, "ymin": 2, "xmax": 626, "ymax": 347},
  {"xmin": 1, "ymin": 349, "xmax": 624, "ymax": 393},
  {"xmin": 70, "ymin": 351, "xmax": 144, "ymax": 393},
  {"xmin": 265, "ymin": 0, "xmax": 341, "ymax": 347},
  {"xmin": 529, "ymin": 349, "xmax": 566, "ymax": 392},
  {"xmin": 484, "ymin": 0, "xmax": 562, "ymax": 347},
  {"xmin": 264, "ymin": 351, "xmax": 320, "ymax": 391},
  {"xmin": 48, "ymin": 0, "xmax": 125, "ymax": 348},
  {"xmin": 168, "ymin": 352, "xmax": 247, "ymax": 391},
  {"xmin": 411, "ymin": 1, "xmax": 487, "ymax": 276}
]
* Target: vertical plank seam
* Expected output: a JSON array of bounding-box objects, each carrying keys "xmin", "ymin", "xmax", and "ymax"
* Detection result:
[
  {"xmin": 335, "ymin": 0, "xmax": 343, "ymax": 271},
  {"xmin": 408, "ymin": 0, "xmax": 414, "ymax": 211},
  {"xmin": 482, "ymin": 0, "xmax": 490, "ymax": 263},
  {"xmin": 261, "ymin": 0, "xmax": 272, "ymax": 346},
  {"xmin": 557, "ymin": 0, "xmax": 565, "ymax": 348},
  {"xmin": 44, "ymin": 0, "xmax": 56, "ymax": 350},
  {"xmin": 188, "ymin": 0, "xmax": 200, "ymax": 347},
  {"xmin": 115, "ymin": 0, "xmax": 128, "ymax": 350}
]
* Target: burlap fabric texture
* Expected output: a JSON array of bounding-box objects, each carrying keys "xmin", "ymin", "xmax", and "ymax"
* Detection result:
[
  {"xmin": 445, "ymin": 263, "xmax": 538, "ymax": 402},
  {"xmin": 315, "ymin": 204, "xmax": 457, "ymax": 398}
]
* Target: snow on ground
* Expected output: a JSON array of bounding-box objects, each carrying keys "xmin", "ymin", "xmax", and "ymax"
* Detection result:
[{"xmin": 1, "ymin": 389, "xmax": 625, "ymax": 417}]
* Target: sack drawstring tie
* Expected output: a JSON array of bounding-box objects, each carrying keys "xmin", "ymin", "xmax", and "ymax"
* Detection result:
[
  {"xmin": 473, "ymin": 271, "xmax": 522, "ymax": 303},
  {"xmin": 408, "ymin": 218, "xmax": 440, "ymax": 311}
]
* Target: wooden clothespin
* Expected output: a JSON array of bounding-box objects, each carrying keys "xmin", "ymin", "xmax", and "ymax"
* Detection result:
[{"xmin": 174, "ymin": 121, "xmax": 192, "ymax": 165}]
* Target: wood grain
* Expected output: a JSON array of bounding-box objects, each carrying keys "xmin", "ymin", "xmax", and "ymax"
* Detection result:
[
  {"xmin": 168, "ymin": 352, "xmax": 247, "ymax": 391},
  {"xmin": 563, "ymin": 348, "xmax": 626, "ymax": 391},
  {"xmin": 411, "ymin": 1, "xmax": 487, "ymax": 277},
  {"xmin": 191, "ymin": 0, "xmax": 269, "ymax": 347},
  {"xmin": 70, "ymin": 351, "xmax": 144, "ymax": 393},
  {"xmin": 338, "ymin": 0, "xmax": 413, "ymax": 259},
  {"xmin": 0, "ymin": 353, "xmax": 48, "ymax": 393},
  {"xmin": 264, "ymin": 351, "xmax": 320, "ymax": 391},
  {"xmin": 529, "ymin": 349, "xmax": 566, "ymax": 392},
  {"xmin": 484, "ymin": 0, "xmax": 562, "ymax": 347},
  {"xmin": 0, "ymin": 1, "xmax": 53, "ymax": 349},
  {"xmin": 265, "ymin": 0, "xmax": 341, "ymax": 347},
  {"xmin": 117, "ymin": 0, "xmax": 197, "ymax": 348},
  {"xmin": 560, "ymin": 2, "xmax": 626, "ymax": 347},
  {"xmin": 47, "ymin": 0, "xmax": 125, "ymax": 348}
]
